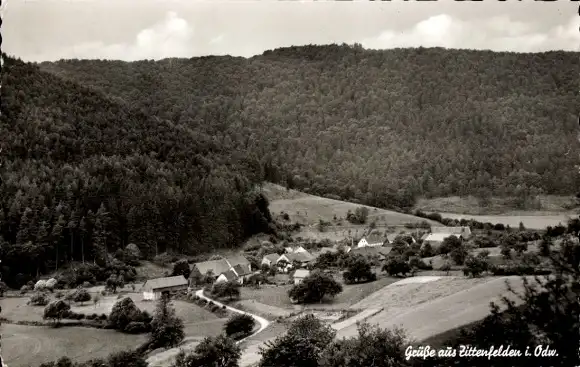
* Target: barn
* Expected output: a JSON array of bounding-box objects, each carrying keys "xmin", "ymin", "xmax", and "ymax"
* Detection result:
[{"xmin": 142, "ymin": 275, "xmax": 188, "ymax": 301}]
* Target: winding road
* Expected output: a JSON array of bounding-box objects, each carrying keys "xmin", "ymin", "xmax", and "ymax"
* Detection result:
[{"xmin": 146, "ymin": 290, "xmax": 271, "ymax": 367}]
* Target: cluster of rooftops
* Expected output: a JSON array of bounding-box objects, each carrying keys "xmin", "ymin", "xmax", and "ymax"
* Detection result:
[{"xmin": 142, "ymin": 226, "xmax": 472, "ymax": 292}]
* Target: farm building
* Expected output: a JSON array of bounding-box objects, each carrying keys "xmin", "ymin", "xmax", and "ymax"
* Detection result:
[
  {"xmin": 350, "ymin": 246, "xmax": 390, "ymax": 261},
  {"xmin": 285, "ymin": 246, "xmax": 307, "ymax": 254},
  {"xmin": 292, "ymin": 269, "xmax": 311, "ymax": 284},
  {"xmin": 431, "ymin": 226, "xmax": 472, "ymax": 239},
  {"xmin": 277, "ymin": 251, "xmax": 315, "ymax": 272},
  {"xmin": 357, "ymin": 233, "xmax": 385, "ymax": 248},
  {"xmin": 232, "ymin": 264, "xmax": 252, "ymax": 282},
  {"xmin": 190, "ymin": 255, "xmax": 253, "ymax": 285},
  {"xmin": 142, "ymin": 275, "xmax": 188, "ymax": 301},
  {"xmin": 261, "ymin": 253, "xmax": 280, "ymax": 267},
  {"xmin": 216, "ymin": 269, "xmax": 239, "ymax": 284}
]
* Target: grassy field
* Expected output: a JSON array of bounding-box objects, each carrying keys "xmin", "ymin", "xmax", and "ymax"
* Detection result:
[
  {"xmin": 239, "ymin": 272, "xmax": 399, "ymax": 312},
  {"xmin": 338, "ymin": 276, "xmax": 534, "ymax": 342},
  {"xmin": 262, "ymin": 183, "xmax": 438, "ymax": 241},
  {"xmin": 1, "ymin": 292, "xmax": 226, "ymax": 367},
  {"xmin": 3, "ymin": 323, "xmax": 148, "ymax": 367},
  {"xmin": 414, "ymin": 195, "xmax": 579, "ymax": 215}
]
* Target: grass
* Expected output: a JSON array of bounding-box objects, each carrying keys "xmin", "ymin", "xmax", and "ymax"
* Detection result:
[
  {"xmin": 239, "ymin": 272, "xmax": 399, "ymax": 311},
  {"xmin": 2, "ymin": 323, "xmax": 148, "ymax": 367},
  {"xmin": 338, "ymin": 275, "xmax": 533, "ymax": 342},
  {"xmin": 262, "ymin": 183, "xmax": 439, "ymax": 235}
]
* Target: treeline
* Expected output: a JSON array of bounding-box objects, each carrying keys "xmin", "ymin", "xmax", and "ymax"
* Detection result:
[
  {"xmin": 0, "ymin": 56, "xmax": 273, "ymax": 287},
  {"xmin": 40, "ymin": 45, "xmax": 580, "ymax": 210}
]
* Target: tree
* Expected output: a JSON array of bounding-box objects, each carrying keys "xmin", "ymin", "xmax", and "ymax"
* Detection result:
[
  {"xmin": 149, "ymin": 293, "xmax": 185, "ymax": 349},
  {"xmin": 109, "ymin": 297, "xmax": 142, "ymax": 331},
  {"xmin": 211, "ymin": 281, "xmax": 241, "ymax": 301},
  {"xmin": 513, "ymin": 241, "xmax": 528, "ymax": 255},
  {"xmin": 106, "ymin": 274, "xmax": 123, "ymax": 293},
  {"xmin": 259, "ymin": 314, "xmax": 335, "ymax": 367},
  {"xmin": 0, "ymin": 281, "xmax": 6, "ymax": 297},
  {"xmin": 449, "ymin": 245, "xmax": 468, "ymax": 265},
  {"xmin": 319, "ymin": 323, "xmax": 411, "ymax": 367},
  {"xmin": 172, "ymin": 259, "xmax": 191, "ymax": 279},
  {"xmin": 74, "ymin": 288, "xmax": 91, "ymax": 305},
  {"xmin": 382, "ymin": 257, "xmax": 410, "ymax": 277},
  {"xmin": 224, "ymin": 313, "xmax": 255, "ymax": 338},
  {"xmin": 172, "ymin": 335, "xmax": 241, "ymax": 367},
  {"xmin": 342, "ymin": 256, "xmax": 376, "ymax": 284},
  {"xmin": 539, "ymin": 238, "xmax": 551, "ymax": 257},
  {"xmin": 440, "ymin": 262, "xmax": 451, "ymax": 275},
  {"xmin": 463, "ymin": 255, "xmax": 489, "ymax": 277},
  {"xmin": 43, "ymin": 300, "xmax": 71, "ymax": 325},
  {"xmin": 439, "ymin": 235, "xmax": 462, "ymax": 255},
  {"xmin": 108, "ymin": 350, "xmax": 148, "ymax": 367},
  {"xmin": 288, "ymin": 271, "xmax": 342, "ymax": 304},
  {"xmin": 420, "ymin": 243, "xmax": 434, "ymax": 258}
]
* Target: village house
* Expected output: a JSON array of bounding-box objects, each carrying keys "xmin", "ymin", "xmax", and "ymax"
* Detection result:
[
  {"xmin": 216, "ymin": 269, "xmax": 240, "ymax": 284},
  {"xmin": 142, "ymin": 275, "xmax": 188, "ymax": 301},
  {"xmin": 284, "ymin": 246, "xmax": 307, "ymax": 254},
  {"xmin": 190, "ymin": 255, "xmax": 252, "ymax": 285},
  {"xmin": 261, "ymin": 253, "xmax": 281, "ymax": 267},
  {"xmin": 292, "ymin": 269, "xmax": 311, "ymax": 285},
  {"xmin": 276, "ymin": 251, "xmax": 314, "ymax": 272},
  {"xmin": 357, "ymin": 233, "xmax": 386, "ymax": 248},
  {"xmin": 350, "ymin": 246, "xmax": 390, "ymax": 261}
]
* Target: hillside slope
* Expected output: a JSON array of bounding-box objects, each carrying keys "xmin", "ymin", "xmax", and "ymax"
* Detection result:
[
  {"xmin": 40, "ymin": 46, "xmax": 580, "ymax": 210},
  {"xmin": 0, "ymin": 56, "xmax": 271, "ymax": 287},
  {"xmin": 338, "ymin": 276, "xmax": 534, "ymax": 341}
]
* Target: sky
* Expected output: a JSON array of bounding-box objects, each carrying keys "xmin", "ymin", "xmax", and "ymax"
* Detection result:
[{"xmin": 4, "ymin": 0, "xmax": 579, "ymax": 62}]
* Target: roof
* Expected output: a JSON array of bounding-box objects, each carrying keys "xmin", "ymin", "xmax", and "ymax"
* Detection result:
[
  {"xmin": 143, "ymin": 276, "xmax": 188, "ymax": 291},
  {"xmin": 317, "ymin": 247, "xmax": 338, "ymax": 255},
  {"xmin": 219, "ymin": 270, "xmax": 238, "ymax": 282},
  {"xmin": 287, "ymin": 251, "xmax": 314, "ymax": 262},
  {"xmin": 351, "ymin": 246, "xmax": 390, "ymax": 258},
  {"xmin": 363, "ymin": 233, "xmax": 385, "ymax": 245},
  {"xmin": 386, "ymin": 234, "xmax": 400, "ymax": 243},
  {"xmin": 232, "ymin": 263, "xmax": 252, "ymax": 277},
  {"xmin": 225, "ymin": 255, "xmax": 251, "ymax": 268},
  {"xmin": 421, "ymin": 233, "xmax": 430, "ymax": 241},
  {"xmin": 293, "ymin": 269, "xmax": 311, "ymax": 278},
  {"xmin": 431, "ymin": 226, "xmax": 471, "ymax": 235},
  {"xmin": 285, "ymin": 247, "xmax": 294, "ymax": 253},
  {"xmin": 193, "ymin": 259, "xmax": 231, "ymax": 276},
  {"xmin": 425, "ymin": 233, "xmax": 454, "ymax": 242},
  {"xmin": 263, "ymin": 253, "xmax": 280, "ymax": 263}
]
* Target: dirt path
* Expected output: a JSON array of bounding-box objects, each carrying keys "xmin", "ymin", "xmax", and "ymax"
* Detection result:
[{"xmin": 146, "ymin": 290, "xmax": 271, "ymax": 367}]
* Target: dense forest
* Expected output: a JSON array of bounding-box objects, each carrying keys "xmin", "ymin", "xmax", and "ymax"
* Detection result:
[
  {"xmin": 39, "ymin": 44, "xmax": 580, "ymax": 210},
  {"xmin": 0, "ymin": 55, "xmax": 273, "ymax": 286}
]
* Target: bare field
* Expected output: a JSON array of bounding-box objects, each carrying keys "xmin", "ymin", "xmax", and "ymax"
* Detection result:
[
  {"xmin": 436, "ymin": 212, "xmax": 574, "ymax": 230},
  {"xmin": 2, "ymin": 323, "xmax": 148, "ymax": 367},
  {"xmin": 414, "ymin": 195, "xmax": 579, "ymax": 216}
]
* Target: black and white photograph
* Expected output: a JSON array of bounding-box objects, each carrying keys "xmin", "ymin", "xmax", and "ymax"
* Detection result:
[{"xmin": 0, "ymin": 0, "xmax": 579, "ymax": 366}]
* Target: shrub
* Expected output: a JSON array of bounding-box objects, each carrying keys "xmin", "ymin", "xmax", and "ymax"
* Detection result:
[
  {"xmin": 29, "ymin": 292, "xmax": 50, "ymax": 306},
  {"xmin": 20, "ymin": 285, "xmax": 29, "ymax": 294},
  {"xmin": 82, "ymin": 281, "xmax": 91, "ymax": 288},
  {"xmin": 224, "ymin": 314, "xmax": 255, "ymax": 338},
  {"xmin": 74, "ymin": 289, "xmax": 92, "ymax": 304},
  {"xmin": 43, "ymin": 300, "xmax": 71, "ymax": 325},
  {"xmin": 124, "ymin": 321, "xmax": 150, "ymax": 334}
]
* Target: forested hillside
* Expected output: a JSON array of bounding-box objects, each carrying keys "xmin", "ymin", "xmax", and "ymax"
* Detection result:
[
  {"xmin": 0, "ymin": 56, "xmax": 273, "ymax": 287},
  {"xmin": 40, "ymin": 45, "xmax": 580, "ymax": 210}
]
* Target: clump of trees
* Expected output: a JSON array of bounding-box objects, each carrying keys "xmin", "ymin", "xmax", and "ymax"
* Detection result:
[
  {"xmin": 108, "ymin": 297, "xmax": 152, "ymax": 334},
  {"xmin": 172, "ymin": 335, "xmax": 241, "ymax": 367},
  {"xmin": 342, "ymin": 255, "xmax": 376, "ymax": 284},
  {"xmin": 382, "ymin": 257, "xmax": 411, "ymax": 277},
  {"xmin": 288, "ymin": 271, "xmax": 342, "ymax": 304},
  {"xmin": 210, "ymin": 281, "xmax": 241, "ymax": 301},
  {"xmin": 149, "ymin": 293, "xmax": 185, "ymax": 350},
  {"xmin": 346, "ymin": 207, "xmax": 369, "ymax": 224},
  {"xmin": 172, "ymin": 259, "xmax": 191, "ymax": 280},
  {"xmin": 224, "ymin": 313, "xmax": 255, "ymax": 340}
]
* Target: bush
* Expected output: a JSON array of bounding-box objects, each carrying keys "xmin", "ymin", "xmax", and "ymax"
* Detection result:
[
  {"xmin": 74, "ymin": 289, "xmax": 92, "ymax": 304},
  {"xmin": 224, "ymin": 314, "xmax": 255, "ymax": 338},
  {"xmin": 20, "ymin": 285, "xmax": 29, "ymax": 294},
  {"xmin": 29, "ymin": 292, "xmax": 50, "ymax": 306}
]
